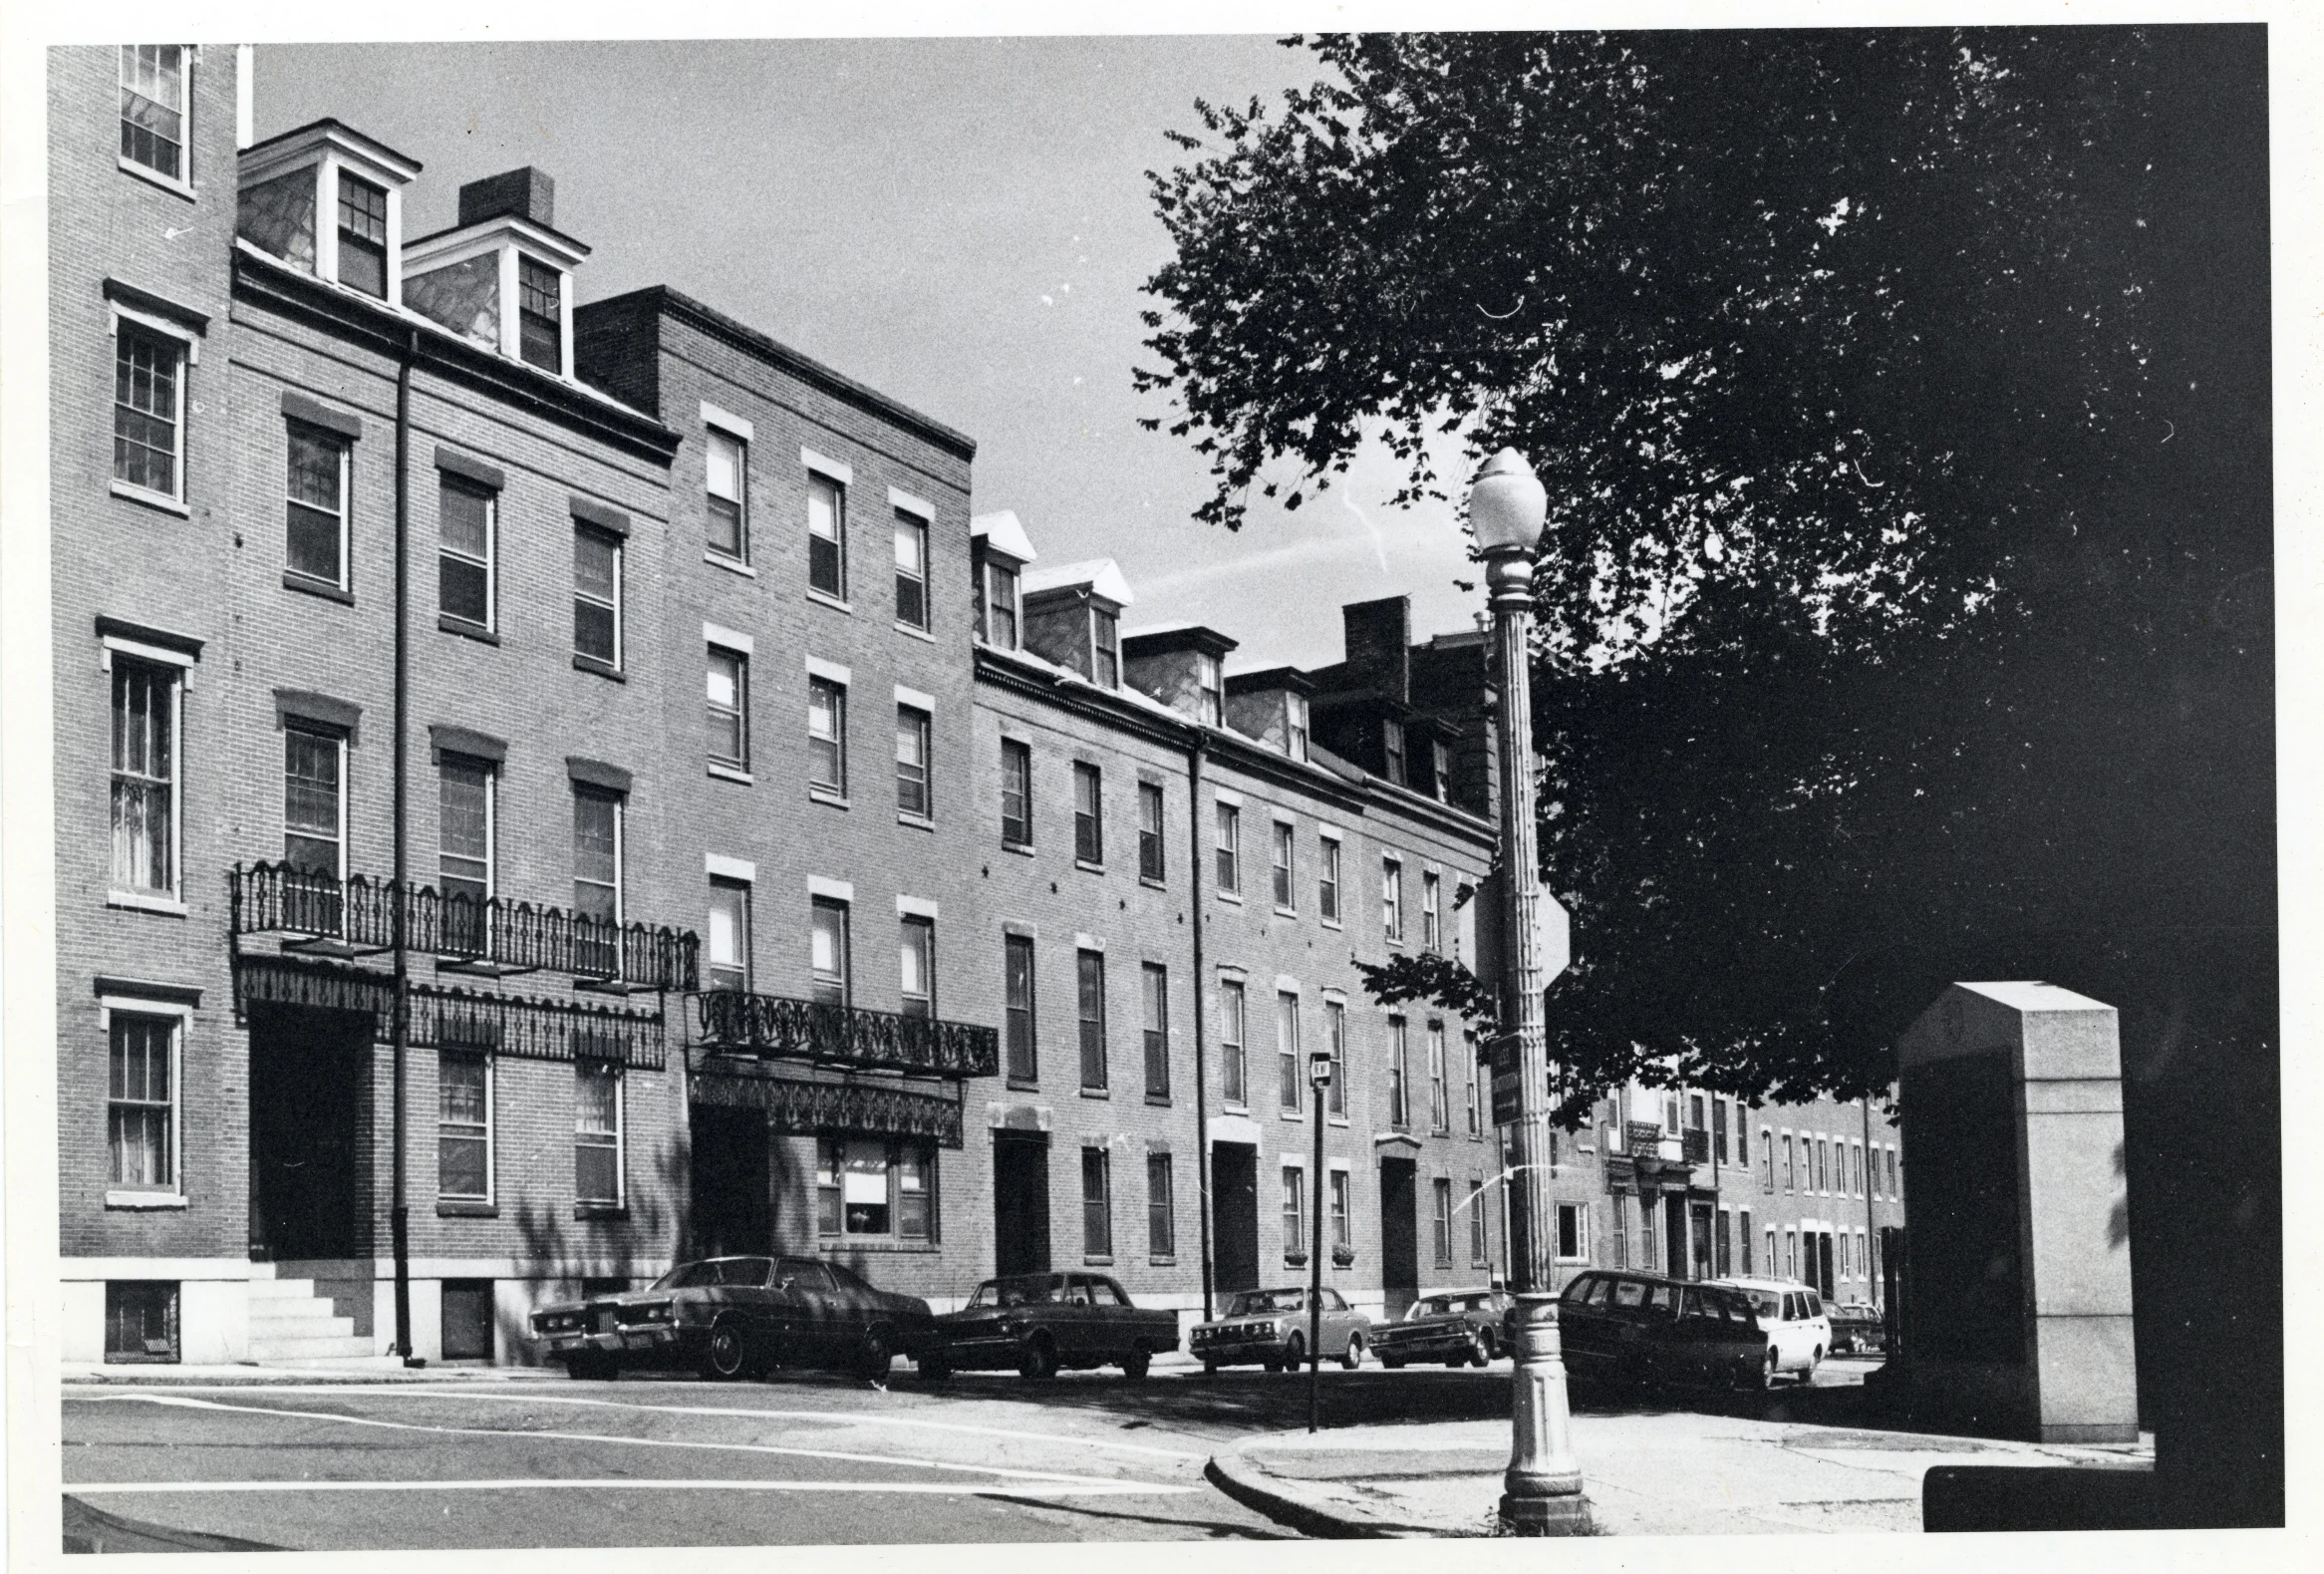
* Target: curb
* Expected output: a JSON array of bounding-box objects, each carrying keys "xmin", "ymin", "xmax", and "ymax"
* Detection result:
[{"xmin": 1205, "ymin": 1446, "xmax": 1471, "ymax": 1539}]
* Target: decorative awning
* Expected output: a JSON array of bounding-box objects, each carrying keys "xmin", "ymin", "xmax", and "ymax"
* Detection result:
[
  {"xmin": 691, "ymin": 1061, "xmax": 964, "ymax": 1148},
  {"xmin": 232, "ymin": 954, "xmax": 667, "ymax": 1071}
]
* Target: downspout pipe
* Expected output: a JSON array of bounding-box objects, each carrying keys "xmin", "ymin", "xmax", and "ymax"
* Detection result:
[
  {"xmin": 1188, "ymin": 731, "xmax": 1213, "ymax": 1323},
  {"xmin": 390, "ymin": 326, "xmax": 417, "ymax": 1363}
]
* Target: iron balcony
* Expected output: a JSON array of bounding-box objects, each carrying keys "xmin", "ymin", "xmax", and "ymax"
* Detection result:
[
  {"xmin": 695, "ymin": 989, "xmax": 1000, "ymax": 1080},
  {"xmin": 230, "ymin": 861, "xmax": 699, "ymax": 993}
]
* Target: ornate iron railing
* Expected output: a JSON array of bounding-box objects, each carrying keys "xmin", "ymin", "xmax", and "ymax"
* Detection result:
[
  {"xmin": 231, "ymin": 862, "xmax": 698, "ymax": 993},
  {"xmin": 690, "ymin": 1066, "xmax": 966, "ymax": 1147},
  {"xmin": 696, "ymin": 989, "xmax": 999, "ymax": 1080},
  {"xmin": 1681, "ymin": 1127, "xmax": 1712, "ymax": 1164},
  {"xmin": 1623, "ymin": 1120, "xmax": 1668, "ymax": 1158}
]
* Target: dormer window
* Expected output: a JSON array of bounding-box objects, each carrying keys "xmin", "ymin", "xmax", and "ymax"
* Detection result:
[
  {"xmin": 1383, "ymin": 719, "xmax": 1407, "ymax": 786},
  {"xmin": 1092, "ymin": 609, "xmax": 1120, "ymax": 688},
  {"xmin": 401, "ymin": 167, "xmax": 585, "ymax": 380},
  {"xmin": 1195, "ymin": 653, "xmax": 1224, "ymax": 726},
  {"xmin": 518, "ymin": 256, "xmax": 562, "ymax": 373},
  {"xmin": 1431, "ymin": 739, "xmax": 1452, "ymax": 801},
  {"xmin": 237, "ymin": 120, "xmax": 420, "ymax": 307},
  {"xmin": 336, "ymin": 174, "xmax": 389, "ymax": 298},
  {"xmin": 1288, "ymin": 694, "xmax": 1310, "ymax": 762}
]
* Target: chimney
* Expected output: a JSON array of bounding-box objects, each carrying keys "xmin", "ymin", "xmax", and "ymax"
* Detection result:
[
  {"xmin": 459, "ymin": 166, "xmax": 556, "ymax": 230},
  {"xmin": 1342, "ymin": 596, "xmax": 1412, "ymax": 704}
]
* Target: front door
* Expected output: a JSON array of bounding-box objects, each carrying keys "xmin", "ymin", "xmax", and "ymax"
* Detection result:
[
  {"xmin": 1664, "ymin": 1194, "xmax": 1688, "ymax": 1278},
  {"xmin": 1817, "ymin": 1232, "xmax": 1837, "ymax": 1302},
  {"xmin": 689, "ymin": 1104, "xmax": 770, "ymax": 1258},
  {"xmin": 1690, "ymin": 1203, "xmax": 1714, "ymax": 1281},
  {"xmin": 1378, "ymin": 1156, "xmax": 1418, "ymax": 1319},
  {"xmin": 994, "ymin": 1132, "xmax": 1050, "ymax": 1278},
  {"xmin": 247, "ymin": 1004, "xmax": 371, "ymax": 1261},
  {"xmin": 1213, "ymin": 1141, "xmax": 1259, "ymax": 1295}
]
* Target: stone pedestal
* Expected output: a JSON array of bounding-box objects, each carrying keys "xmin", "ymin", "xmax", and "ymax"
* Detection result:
[{"xmin": 1893, "ymin": 982, "xmax": 2139, "ymax": 1444}]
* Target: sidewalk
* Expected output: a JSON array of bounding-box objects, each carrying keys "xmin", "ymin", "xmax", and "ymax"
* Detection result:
[
  {"xmin": 1209, "ymin": 1412, "xmax": 2156, "ymax": 1537},
  {"xmin": 63, "ymin": 1359, "xmax": 567, "ymax": 1386}
]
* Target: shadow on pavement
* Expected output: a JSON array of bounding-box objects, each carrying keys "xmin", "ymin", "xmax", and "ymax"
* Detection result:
[{"xmin": 63, "ymin": 1495, "xmax": 284, "ymax": 1554}]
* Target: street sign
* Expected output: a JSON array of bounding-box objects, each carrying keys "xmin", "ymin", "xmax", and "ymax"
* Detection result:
[
  {"xmin": 1488, "ymin": 1034, "xmax": 1524, "ymax": 1126},
  {"xmin": 1536, "ymin": 888, "xmax": 1571, "ymax": 984}
]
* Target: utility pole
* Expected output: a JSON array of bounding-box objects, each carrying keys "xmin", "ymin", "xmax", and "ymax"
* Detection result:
[{"xmin": 1307, "ymin": 1046, "xmax": 1331, "ymax": 1433}]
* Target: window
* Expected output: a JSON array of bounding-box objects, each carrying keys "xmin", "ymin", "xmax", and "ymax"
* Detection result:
[
  {"xmin": 1817, "ymin": 1137, "xmax": 1830, "ymax": 1193},
  {"xmin": 110, "ymin": 659, "xmax": 177, "ymax": 897},
  {"xmin": 1288, "ymin": 694, "xmax": 1310, "ymax": 762},
  {"xmin": 810, "ymin": 897, "xmax": 850, "ymax": 1007},
  {"xmin": 1082, "ymin": 1146, "xmax": 1113, "ymax": 1258},
  {"xmin": 807, "ymin": 472, "xmax": 846, "ymax": 598},
  {"xmin": 438, "ymin": 755, "xmax": 494, "ymax": 952},
  {"xmin": 106, "ymin": 1280, "xmax": 179, "ymax": 1364},
  {"xmin": 1689, "ymin": 1094, "xmax": 1706, "ymax": 1135},
  {"xmin": 1001, "ymin": 738, "xmax": 1032, "ymax": 847},
  {"xmin": 1428, "ymin": 1021, "xmax": 1449, "ymax": 1133},
  {"xmin": 575, "ymin": 1062, "xmax": 622, "ymax": 1205},
  {"xmin": 517, "ymin": 256, "xmax": 562, "ymax": 373},
  {"xmin": 283, "ymin": 726, "xmax": 344, "ymax": 876},
  {"xmin": 438, "ymin": 1053, "xmax": 490, "ymax": 1201},
  {"xmin": 1276, "ymin": 991, "xmax": 1302, "ymax": 1113},
  {"xmin": 1330, "ymin": 1170, "xmax": 1352, "ymax": 1250},
  {"xmin": 338, "ymin": 173, "xmax": 389, "ymax": 298},
  {"xmin": 708, "ymin": 648, "xmax": 748, "ymax": 770},
  {"xmin": 899, "ymin": 914, "xmax": 935, "ymax": 1019},
  {"xmin": 818, "ymin": 1138, "xmax": 934, "ymax": 1240},
  {"xmin": 1076, "ymin": 949, "xmax": 1107, "ymax": 1092},
  {"xmin": 1004, "ymin": 933, "xmax": 1037, "ymax": 1083},
  {"xmin": 1715, "ymin": 1208, "xmax": 1733, "ymax": 1276},
  {"xmin": 571, "ymin": 786, "xmax": 622, "ymax": 923},
  {"xmin": 1141, "ymin": 963, "xmax": 1169, "ymax": 1100},
  {"xmin": 1214, "ymin": 801, "xmax": 1241, "ymax": 894},
  {"xmin": 1421, "ymin": 871, "xmax": 1442, "ymax": 952},
  {"xmin": 1091, "ymin": 608, "xmax": 1119, "ymax": 688},
  {"xmin": 1852, "ymin": 1140, "xmax": 1865, "ymax": 1197},
  {"xmin": 1195, "ymin": 652, "xmax": 1223, "ymax": 726},
  {"xmin": 1147, "ymin": 1152, "xmax": 1175, "ymax": 1258},
  {"xmin": 1432, "ymin": 1178, "xmax": 1454, "ymax": 1266},
  {"xmin": 1270, "ymin": 821, "xmax": 1295, "ymax": 910},
  {"xmin": 1741, "ymin": 1210, "xmax": 1754, "ymax": 1275},
  {"xmin": 1466, "ymin": 1029, "xmax": 1484, "ymax": 1136},
  {"xmin": 1137, "ymin": 782, "xmax": 1165, "ymax": 882},
  {"xmin": 1837, "ymin": 1230, "xmax": 1851, "ymax": 1279},
  {"xmin": 286, "ymin": 423, "xmax": 350, "ymax": 587},
  {"xmin": 895, "ymin": 705, "xmax": 932, "ymax": 817},
  {"xmin": 1382, "ymin": 857, "xmax": 1403, "ymax": 942},
  {"xmin": 1761, "ymin": 1128, "xmax": 1775, "ymax": 1190},
  {"xmin": 1764, "ymin": 1227, "xmax": 1776, "ymax": 1280},
  {"xmin": 1735, "ymin": 1110, "xmax": 1748, "ymax": 1166},
  {"xmin": 1555, "ymin": 1201, "xmax": 1587, "ymax": 1263},
  {"xmin": 1324, "ymin": 999, "xmax": 1346, "ymax": 1117},
  {"xmin": 114, "ymin": 324, "xmax": 184, "ymax": 500},
  {"xmin": 108, "ymin": 1012, "xmax": 176, "ymax": 1191},
  {"xmin": 1431, "ymin": 739, "xmax": 1452, "ymax": 802},
  {"xmin": 573, "ymin": 524, "xmax": 622, "ymax": 667},
  {"xmin": 1283, "ymin": 1165, "xmax": 1307, "ymax": 1258},
  {"xmin": 1474, "ymin": 1182, "xmax": 1493, "ymax": 1264},
  {"xmin": 1383, "ymin": 720, "xmax": 1406, "ymax": 785},
  {"xmin": 1386, "ymin": 1015, "xmax": 1410, "ymax": 1129},
  {"xmin": 1318, "ymin": 834, "xmax": 1340, "ymax": 923},
  {"xmin": 1890, "ymin": 1145, "xmax": 1900, "ymax": 1196},
  {"xmin": 438, "ymin": 474, "xmax": 495, "ymax": 629},
  {"xmin": 707, "ymin": 878, "xmax": 750, "ymax": 992},
  {"xmin": 894, "ymin": 509, "xmax": 929, "ymax": 629},
  {"xmin": 1785, "ymin": 1229, "xmax": 1800, "ymax": 1283},
  {"xmin": 1220, "ymin": 979, "xmax": 1247, "ymax": 1105},
  {"xmin": 982, "ymin": 557, "xmax": 1019, "ymax": 648},
  {"xmin": 707, "ymin": 427, "xmax": 746, "ymax": 560},
  {"xmin": 1073, "ymin": 762, "xmax": 1103, "ymax": 865},
  {"xmin": 807, "ymin": 677, "xmax": 846, "ymax": 794},
  {"xmin": 1713, "ymin": 1099, "xmax": 1730, "ymax": 1164},
  {"xmin": 119, "ymin": 47, "xmax": 187, "ymax": 181}
]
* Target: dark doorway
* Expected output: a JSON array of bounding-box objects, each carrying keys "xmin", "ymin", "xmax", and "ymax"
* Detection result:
[
  {"xmin": 247, "ymin": 1005, "xmax": 371, "ymax": 1261},
  {"xmin": 994, "ymin": 1131, "xmax": 1050, "ymax": 1277},
  {"xmin": 1665, "ymin": 1194, "xmax": 1689, "ymax": 1278},
  {"xmin": 1378, "ymin": 1155, "xmax": 1417, "ymax": 1318},
  {"xmin": 1212, "ymin": 1142, "xmax": 1259, "ymax": 1294},
  {"xmin": 1817, "ymin": 1232, "xmax": 1837, "ymax": 1302},
  {"xmin": 1690, "ymin": 1203, "xmax": 1714, "ymax": 1281},
  {"xmin": 440, "ymin": 1279, "xmax": 494, "ymax": 1361},
  {"xmin": 690, "ymin": 1104, "xmax": 771, "ymax": 1257}
]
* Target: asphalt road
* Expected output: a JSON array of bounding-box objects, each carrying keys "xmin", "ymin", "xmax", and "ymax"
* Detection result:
[{"xmin": 61, "ymin": 1355, "xmax": 1883, "ymax": 1550}]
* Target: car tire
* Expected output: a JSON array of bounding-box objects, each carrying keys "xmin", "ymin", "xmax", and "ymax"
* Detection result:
[
  {"xmin": 703, "ymin": 1319, "xmax": 749, "ymax": 1382},
  {"xmin": 1019, "ymin": 1334, "xmax": 1058, "ymax": 1381},
  {"xmin": 1340, "ymin": 1332, "xmax": 1365, "ymax": 1371},
  {"xmin": 1202, "ymin": 1358, "xmax": 1219, "ymax": 1376},
  {"xmin": 1121, "ymin": 1345, "xmax": 1151, "ymax": 1382},
  {"xmin": 1470, "ymin": 1330, "xmax": 1494, "ymax": 1369},
  {"xmin": 1760, "ymin": 1347, "xmax": 1781, "ymax": 1391},
  {"xmin": 1282, "ymin": 1332, "xmax": 1306, "ymax": 1373},
  {"xmin": 858, "ymin": 1327, "xmax": 895, "ymax": 1383}
]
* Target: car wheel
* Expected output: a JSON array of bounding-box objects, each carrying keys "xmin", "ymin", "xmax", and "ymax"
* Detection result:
[
  {"xmin": 1202, "ymin": 1358, "xmax": 1219, "ymax": 1376},
  {"xmin": 858, "ymin": 1327, "xmax": 895, "ymax": 1383},
  {"xmin": 1340, "ymin": 1332, "xmax": 1365, "ymax": 1371},
  {"xmin": 1760, "ymin": 1347, "xmax": 1781, "ymax": 1391},
  {"xmin": 1019, "ymin": 1334, "xmax": 1058, "ymax": 1381},
  {"xmin": 1803, "ymin": 1348, "xmax": 1822, "ymax": 1385},
  {"xmin": 1281, "ymin": 1331, "xmax": 1306, "ymax": 1372},
  {"xmin": 703, "ymin": 1320, "xmax": 748, "ymax": 1381},
  {"xmin": 1121, "ymin": 1345, "xmax": 1151, "ymax": 1382},
  {"xmin": 1467, "ymin": 1329, "xmax": 1494, "ymax": 1368}
]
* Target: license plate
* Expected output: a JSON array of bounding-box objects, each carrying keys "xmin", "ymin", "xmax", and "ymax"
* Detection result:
[{"xmin": 596, "ymin": 1310, "xmax": 616, "ymax": 1334}]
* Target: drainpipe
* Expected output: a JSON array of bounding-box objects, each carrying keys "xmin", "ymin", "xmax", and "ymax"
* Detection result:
[
  {"xmin": 390, "ymin": 326, "xmax": 417, "ymax": 1362},
  {"xmin": 1188, "ymin": 731, "xmax": 1213, "ymax": 1322},
  {"xmin": 1861, "ymin": 1096, "xmax": 1878, "ymax": 1306}
]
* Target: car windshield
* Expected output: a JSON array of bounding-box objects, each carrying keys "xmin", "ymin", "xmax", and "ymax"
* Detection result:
[
  {"xmin": 1227, "ymin": 1290, "xmax": 1303, "ymax": 1316},
  {"xmin": 649, "ymin": 1261, "xmax": 725, "ymax": 1291},
  {"xmin": 1416, "ymin": 1293, "xmax": 1486, "ymax": 1318},
  {"xmin": 968, "ymin": 1276, "xmax": 1062, "ymax": 1309},
  {"xmin": 1741, "ymin": 1290, "xmax": 1783, "ymax": 1319}
]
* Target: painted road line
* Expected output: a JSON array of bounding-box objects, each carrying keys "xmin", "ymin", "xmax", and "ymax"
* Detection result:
[
  {"xmin": 67, "ymin": 1479, "xmax": 1195, "ymax": 1498},
  {"xmin": 74, "ymin": 1395, "xmax": 1129, "ymax": 1488},
  {"xmin": 70, "ymin": 1386, "xmax": 1210, "ymax": 1463}
]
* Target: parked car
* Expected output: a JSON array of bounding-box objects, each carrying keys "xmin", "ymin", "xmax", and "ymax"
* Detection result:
[
  {"xmin": 1555, "ymin": 1270, "xmax": 1770, "ymax": 1391},
  {"xmin": 1373, "ymin": 1288, "xmax": 1512, "ymax": 1369},
  {"xmin": 529, "ymin": 1254, "xmax": 939, "ymax": 1382},
  {"xmin": 1713, "ymin": 1276, "xmax": 1832, "ymax": 1384},
  {"xmin": 933, "ymin": 1272, "xmax": 1181, "ymax": 1380},
  {"xmin": 1827, "ymin": 1301, "xmax": 1886, "ymax": 1356},
  {"xmin": 1190, "ymin": 1287, "xmax": 1370, "ymax": 1372}
]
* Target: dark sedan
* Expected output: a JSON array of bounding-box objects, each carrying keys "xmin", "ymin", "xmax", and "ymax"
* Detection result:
[
  {"xmin": 529, "ymin": 1255, "xmax": 939, "ymax": 1382},
  {"xmin": 1374, "ymin": 1288, "xmax": 1512, "ymax": 1369},
  {"xmin": 1554, "ymin": 1270, "xmax": 1769, "ymax": 1391},
  {"xmin": 934, "ymin": 1272, "xmax": 1181, "ymax": 1380}
]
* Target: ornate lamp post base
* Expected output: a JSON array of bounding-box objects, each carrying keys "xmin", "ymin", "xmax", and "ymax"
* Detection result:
[{"xmin": 1498, "ymin": 1292, "xmax": 1593, "ymax": 1535}]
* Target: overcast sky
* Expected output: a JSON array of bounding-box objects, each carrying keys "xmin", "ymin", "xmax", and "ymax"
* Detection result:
[{"xmin": 257, "ymin": 37, "xmax": 1487, "ymax": 672}]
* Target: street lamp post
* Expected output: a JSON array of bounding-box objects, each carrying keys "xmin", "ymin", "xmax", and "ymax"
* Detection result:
[
  {"xmin": 1472, "ymin": 449, "xmax": 1591, "ymax": 1535},
  {"xmin": 1307, "ymin": 1045, "xmax": 1332, "ymax": 1435}
]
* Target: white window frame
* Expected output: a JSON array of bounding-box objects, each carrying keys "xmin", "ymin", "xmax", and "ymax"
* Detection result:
[
  {"xmin": 1276, "ymin": 988, "xmax": 1302, "ymax": 1116},
  {"xmin": 99, "ymin": 994, "xmax": 189, "ymax": 1208},
  {"xmin": 103, "ymin": 639, "xmax": 189, "ymax": 912},
  {"xmin": 706, "ymin": 422, "xmax": 750, "ymax": 564},
  {"xmin": 707, "ymin": 642, "xmax": 749, "ymax": 776},
  {"xmin": 436, "ymin": 1049, "xmax": 495, "ymax": 1206},
  {"xmin": 436, "ymin": 471, "xmax": 496, "ymax": 629},
  {"xmin": 896, "ymin": 697, "xmax": 935, "ymax": 822},
  {"xmin": 1270, "ymin": 819, "xmax": 1296, "ymax": 913},
  {"xmin": 283, "ymin": 724, "xmax": 348, "ymax": 882},
  {"xmin": 706, "ymin": 873, "xmax": 752, "ymax": 993},
  {"xmin": 574, "ymin": 1060, "xmax": 625, "ymax": 1209},
  {"xmin": 436, "ymin": 751, "xmax": 497, "ymax": 904},
  {"xmin": 892, "ymin": 490, "xmax": 933, "ymax": 632},
  {"xmin": 572, "ymin": 785, "xmax": 625, "ymax": 926},
  {"xmin": 1381, "ymin": 855, "xmax": 1404, "ymax": 943},
  {"xmin": 1317, "ymin": 829, "xmax": 1342, "ymax": 927},
  {"xmin": 1219, "ymin": 976, "xmax": 1248, "ymax": 1108},
  {"xmin": 573, "ymin": 522, "xmax": 624, "ymax": 670},
  {"xmin": 1214, "ymin": 798, "xmax": 1242, "ymax": 898},
  {"xmin": 804, "ymin": 456, "xmax": 850, "ymax": 605},
  {"xmin": 1281, "ymin": 1160, "xmax": 1307, "ymax": 1261},
  {"xmin": 110, "ymin": 311, "xmax": 194, "ymax": 511},
  {"xmin": 118, "ymin": 45, "xmax": 194, "ymax": 194},
  {"xmin": 807, "ymin": 672, "xmax": 848, "ymax": 800},
  {"xmin": 1427, "ymin": 1019, "xmax": 1449, "ymax": 1134},
  {"xmin": 1554, "ymin": 1200, "xmax": 1591, "ymax": 1264},
  {"xmin": 1286, "ymin": 692, "xmax": 1309, "ymax": 761},
  {"xmin": 899, "ymin": 911, "xmax": 937, "ymax": 1020},
  {"xmin": 1421, "ymin": 869, "xmax": 1441, "ymax": 952},
  {"xmin": 1195, "ymin": 651, "xmax": 1223, "ymax": 725},
  {"xmin": 1089, "ymin": 606, "xmax": 1120, "ymax": 689},
  {"xmin": 1323, "ymin": 995, "xmax": 1347, "ymax": 1121}
]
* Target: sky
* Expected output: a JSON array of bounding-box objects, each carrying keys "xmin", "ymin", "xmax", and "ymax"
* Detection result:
[{"xmin": 256, "ymin": 37, "xmax": 1489, "ymax": 673}]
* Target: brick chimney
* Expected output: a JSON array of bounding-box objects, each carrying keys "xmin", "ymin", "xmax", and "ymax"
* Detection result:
[
  {"xmin": 1341, "ymin": 596, "xmax": 1412, "ymax": 704},
  {"xmin": 458, "ymin": 166, "xmax": 556, "ymax": 229}
]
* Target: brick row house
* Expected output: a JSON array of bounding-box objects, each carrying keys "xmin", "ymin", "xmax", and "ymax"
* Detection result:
[{"xmin": 54, "ymin": 48, "xmax": 1904, "ymax": 1368}]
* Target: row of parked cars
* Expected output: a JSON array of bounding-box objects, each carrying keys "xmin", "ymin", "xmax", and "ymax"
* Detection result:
[{"xmin": 528, "ymin": 1254, "xmax": 1876, "ymax": 1389}]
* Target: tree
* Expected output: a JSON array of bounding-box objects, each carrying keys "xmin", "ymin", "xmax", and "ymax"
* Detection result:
[{"xmin": 1140, "ymin": 31, "xmax": 2269, "ymax": 1120}]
